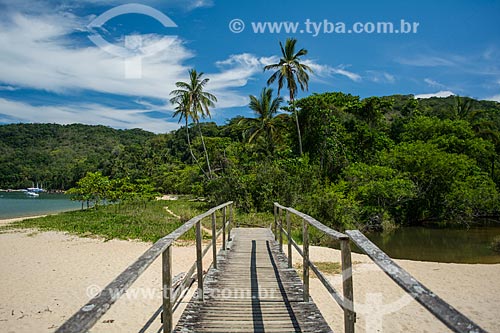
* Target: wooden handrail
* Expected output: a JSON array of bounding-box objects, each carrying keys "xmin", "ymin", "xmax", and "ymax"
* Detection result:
[
  {"xmin": 273, "ymin": 203, "xmax": 355, "ymax": 333},
  {"xmin": 56, "ymin": 201, "xmax": 234, "ymax": 333},
  {"xmin": 346, "ymin": 230, "xmax": 486, "ymax": 333}
]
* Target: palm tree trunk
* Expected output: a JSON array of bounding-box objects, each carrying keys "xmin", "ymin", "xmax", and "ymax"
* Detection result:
[
  {"xmin": 185, "ymin": 117, "xmax": 209, "ymax": 179},
  {"xmin": 291, "ymin": 95, "xmax": 303, "ymax": 155},
  {"xmin": 197, "ymin": 120, "xmax": 213, "ymax": 179}
]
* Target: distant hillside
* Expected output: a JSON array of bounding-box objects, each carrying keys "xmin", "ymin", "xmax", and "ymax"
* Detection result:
[
  {"xmin": 1, "ymin": 94, "xmax": 499, "ymax": 194},
  {"xmin": 0, "ymin": 123, "xmax": 154, "ymax": 189}
]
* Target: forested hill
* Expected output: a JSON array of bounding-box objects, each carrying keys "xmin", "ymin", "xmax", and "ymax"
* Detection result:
[
  {"xmin": 0, "ymin": 123, "xmax": 154, "ymax": 189},
  {"xmin": 1, "ymin": 93, "xmax": 500, "ymax": 227}
]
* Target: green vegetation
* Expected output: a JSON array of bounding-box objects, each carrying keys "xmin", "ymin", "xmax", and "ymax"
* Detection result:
[
  {"xmin": 7, "ymin": 198, "xmax": 207, "ymax": 242},
  {"xmin": 492, "ymin": 236, "xmax": 500, "ymax": 253},
  {"xmin": 294, "ymin": 262, "xmax": 343, "ymax": 275},
  {"xmin": 170, "ymin": 69, "xmax": 218, "ymax": 179},
  {"xmin": 2, "ymin": 39, "xmax": 500, "ymax": 233},
  {"xmin": 0, "ymin": 123, "xmax": 153, "ymax": 189},
  {"xmin": 66, "ymin": 171, "xmax": 158, "ymax": 210},
  {"xmin": 264, "ymin": 37, "xmax": 312, "ymax": 155},
  {"xmin": 2, "ymin": 94, "xmax": 499, "ymax": 232}
]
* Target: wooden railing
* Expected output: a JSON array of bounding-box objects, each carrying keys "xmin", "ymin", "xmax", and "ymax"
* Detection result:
[
  {"xmin": 273, "ymin": 203, "xmax": 356, "ymax": 333},
  {"xmin": 56, "ymin": 201, "xmax": 234, "ymax": 333},
  {"xmin": 346, "ymin": 230, "xmax": 486, "ymax": 333},
  {"xmin": 274, "ymin": 202, "xmax": 487, "ymax": 333}
]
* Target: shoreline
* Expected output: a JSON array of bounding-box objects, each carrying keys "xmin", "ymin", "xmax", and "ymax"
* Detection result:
[
  {"xmin": 0, "ymin": 229, "xmax": 498, "ymax": 332},
  {"xmin": 0, "ymin": 214, "xmax": 48, "ymax": 226}
]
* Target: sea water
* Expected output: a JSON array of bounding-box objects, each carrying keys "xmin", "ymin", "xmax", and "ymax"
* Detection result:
[{"xmin": 0, "ymin": 191, "xmax": 81, "ymax": 219}]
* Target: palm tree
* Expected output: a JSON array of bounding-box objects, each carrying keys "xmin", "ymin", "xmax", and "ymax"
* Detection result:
[
  {"xmin": 452, "ymin": 95, "xmax": 474, "ymax": 120},
  {"xmin": 171, "ymin": 94, "xmax": 208, "ymax": 179},
  {"xmin": 240, "ymin": 87, "xmax": 283, "ymax": 154},
  {"xmin": 170, "ymin": 69, "xmax": 217, "ymax": 179},
  {"xmin": 264, "ymin": 38, "xmax": 312, "ymax": 155}
]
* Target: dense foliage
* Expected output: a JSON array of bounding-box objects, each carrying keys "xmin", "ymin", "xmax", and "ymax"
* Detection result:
[
  {"xmin": 0, "ymin": 123, "xmax": 153, "ymax": 189},
  {"xmin": 1, "ymin": 94, "xmax": 500, "ymax": 230}
]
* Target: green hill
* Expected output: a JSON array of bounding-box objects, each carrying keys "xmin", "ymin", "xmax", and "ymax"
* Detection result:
[{"xmin": 0, "ymin": 123, "xmax": 154, "ymax": 189}]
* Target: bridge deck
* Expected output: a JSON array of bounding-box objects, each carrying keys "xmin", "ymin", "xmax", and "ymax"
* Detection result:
[{"xmin": 174, "ymin": 228, "xmax": 332, "ymax": 333}]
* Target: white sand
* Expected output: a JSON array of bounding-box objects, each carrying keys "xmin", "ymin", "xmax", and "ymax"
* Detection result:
[
  {"xmin": 0, "ymin": 215, "xmax": 47, "ymax": 226},
  {"xmin": 0, "ymin": 230, "xmax": 498, "ymax": 332}
]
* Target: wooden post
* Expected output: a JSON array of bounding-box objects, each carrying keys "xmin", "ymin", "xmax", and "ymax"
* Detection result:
[
  {"xmin": 287, "ymin": 210, "xmax": 292, "ymax": 268},
  {"xmin": 341, "ymin": 239, "xmax": 355, "ymax": 333},
  {"xmin": 273, "ymin": 205, "xmax": 277, "ymax": 240},
  {"xmin": 162, "ymin": 246, "xmax": 172, "ymax": 333},
  {"xmin": 196, "ymin": 221, "xmax": 204, "ymax": 301},
  {"xmin": 231, "ymin": 203, "xmax": 236, "ymax": 228},
  {"xmin": 302, "ymin": 218, "xmax": 309, "ymax": 302},
  {"xmin": 211, "ymin": 212, "xmax": 217, "ymax": 270},
  {"xmin": 278, "ymin": 208, "xmax": 283, "ymax": 251},
  {"xmin": 227, "ymin": 204, "xmax": 233, "ymax": 243},
  {"xmin": 222, "ymin": 206, "xmax": 226, "ymax": 251}
]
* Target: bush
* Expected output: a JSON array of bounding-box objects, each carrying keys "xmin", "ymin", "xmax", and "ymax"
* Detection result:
[{"xmin": 491, "ymin": 236, "xmax": 500, "ymax": 253}]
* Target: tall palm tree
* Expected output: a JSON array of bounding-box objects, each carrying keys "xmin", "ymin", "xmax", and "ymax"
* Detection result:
[
  {"xmin": 264, "ymin": 38, "xmax": 312, "ymax": 155},
  {"xmin": 170, "ymin": 69, "xmax": 217, "ymax": 178},
  {"xmin": 240, "ymin": 87, "xmax": 283, "ymax": 154},
  {"xmin": 171, "ymin": 94, "xmax": 208, "ymax": 178}
]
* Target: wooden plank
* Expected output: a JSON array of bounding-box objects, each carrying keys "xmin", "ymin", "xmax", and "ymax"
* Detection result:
[
  {"xmin": 56, "ymin": 201, "xmax": 233, "ymax": 333},
  {"xmin": 278, "ymin": 207, "xmax": 283, "ymax": 250},
  {"xmin": 162, "ymin": 245, "xmax": 173, "ymax": 333},
  {"xmin": 274, "ymin": 202, "xmax": 348, "ymax": 241},
  {"xmin": 174, "ymin": 228, "xmax": 332, "ymax": 333},
  {"xmin": 211, "ymin": 212, "xmax": 217, "ymax": 270},
  {"xmin": 222, "ymin": 206, "xmax": 226, "ymax": 250},
  {"xmin": 196, "ymin": 221, "xmax": 204, "ymax": 301},
  {"xmin": 340, "ymin": 239, "xmax": 355, "ymax": 333},
  {"xmin": 302, "ymin": 218, "xmax": 310, "ymax": 302},
  {"xmin": 286, "ymin": 210, "xmax": 292, "ymax": 269},
  {"xmin": 346, "ymin": 230, "xmax": 486, "ymax": 333}
]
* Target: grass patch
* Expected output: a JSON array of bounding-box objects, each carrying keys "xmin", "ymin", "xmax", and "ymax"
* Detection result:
[
  {"xmin": 294, "ymin": 261, "xmax": 363, "ymax": 277},
  {"xmin": 294, "ymin": 261, "xmax": 343, "ymax": 276},
  {"xmin": 4, "ymin": 198, "xmax": 208, "ymax": 243},
  {"xmin": 234, "ymin": 211, "xmax": 274, "ymax": 228},
  {"xmin": 1, "ymin": 198, "xmax": 345, "ymax": 248}
]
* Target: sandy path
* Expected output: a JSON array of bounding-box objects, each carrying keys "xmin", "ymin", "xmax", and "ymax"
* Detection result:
[
  {"xmin": 0, "ymin": 215, "xmax": 47, "ymax": 227},
  {"xmin": 0, "ymin": 230, "xmax": 498, "ymax": 332}
]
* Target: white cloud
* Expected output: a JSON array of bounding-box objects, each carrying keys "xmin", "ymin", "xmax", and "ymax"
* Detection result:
[
  {"xmin": 414, "ymin": 91, "xmax": 455, "ymax": 99},
  {"xmin": 0, "ymin": 13, "xmax": 192, "ymax": 98},
  {"xmin": 366, "ymin": 71, "xmax": 395, "ymax": 84},
  {"xmin": 486, "ymin": 95, "xmax": 500, "ymax": 103},
  {"xmin": 0, "ymin": 0, "xmax": 213, "ymax": 13},
  {"xmin": 396, "ymin": 55, "xmax": 457, "ymax": 67},
  {"xmin": 0, "ymin": 12, "xmax": 276, "ymax": 127},
  {"xmin": 424, "ymin": 78, "xmax": 446, "ymax": 88},
  {"xmin": 303, "ymin": 61, "xmax": 361, "ymax": 82},
  {"xmin": 212, "ymin": 53, "xmax": 275, "ymax": 90},
  {"xmin": 0, "ymin": 98, "xmax": 179, "ymax": 133},
  {"xmin": 0, "ymin": 85, "xmax": 18, "ymax": 91}
]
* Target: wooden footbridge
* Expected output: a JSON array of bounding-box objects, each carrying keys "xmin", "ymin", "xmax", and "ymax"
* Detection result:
[{"xmin": 57, "ymin": 202, "xmax": 486, "ymax": 333}]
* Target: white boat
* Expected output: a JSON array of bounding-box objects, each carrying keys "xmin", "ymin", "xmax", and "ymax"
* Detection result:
[
  {"xmin": 27, "ymin": 182, "xmax": 45, "ymax": 193},
  {"xmin": 26, "ymin": 191, "xmax": 39, "ymax": 197}
]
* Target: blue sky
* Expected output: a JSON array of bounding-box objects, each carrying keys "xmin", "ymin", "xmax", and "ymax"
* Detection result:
[{"xmin": 0, "ymin": 0, "xmax": 499, "ymax": 133}]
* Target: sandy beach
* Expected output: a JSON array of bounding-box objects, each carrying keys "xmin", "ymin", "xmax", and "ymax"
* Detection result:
[
  {"xmin": 0, "ymin": 227, "xmax": 498, "ymax": 333},
  {"xmin": 0, "ymin": 215, "xmax": 48, "ymax": 227}
]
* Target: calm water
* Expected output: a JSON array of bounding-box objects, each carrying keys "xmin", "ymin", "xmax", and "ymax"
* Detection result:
[
  {"xmin": 2, "ymin": 192, "xmax": 499, "ymax": 264},
  {"xmin": 365, "ymin": 225, "xmax": 500, "ymax": 264},
  {"xmin": 0, "ymin": 191, "xmax": 81, "ymax": 219}
]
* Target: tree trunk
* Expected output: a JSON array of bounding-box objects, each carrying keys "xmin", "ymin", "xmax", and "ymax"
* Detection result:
[
  {"xmin": 197, "ymin": 121, "xmax": 213, "ymax": 179},
  {"xmin": 185, "ymin": 117, "xmax": 209, "ymax": 179},
  {"xmin": 291, "ymin": 95, "xmax": 303, "ymax": 155}
]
